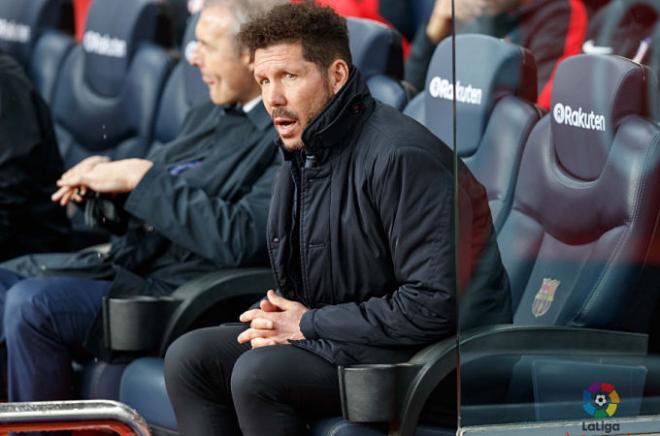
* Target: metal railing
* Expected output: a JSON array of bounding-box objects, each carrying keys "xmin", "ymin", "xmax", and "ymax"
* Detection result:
[{"xmin": 0, "ymin": 400, "xmax": 150, "ymax": 435}]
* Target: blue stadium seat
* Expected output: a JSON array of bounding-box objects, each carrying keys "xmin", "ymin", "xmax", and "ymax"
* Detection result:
[
  {"xmin": 120, "ymin": 358, "xmax": 177, "ymax": 434},
  {"xmin": 404, "ymin": 34, "xmax": 541, "ymax": 230},
  {"xmin": 0, "ymin": 0, "xmax": 74, "ymax": 101},
  {"xmin": 0, "ymin": 0, "xmax": 68, "ymax": 67},
  {"xmin": 50, "ymin": 0, "xmax": 174, "ymax": 168},
  {"xmin": 347, "ymin": 17, "xmax": 410, "ymax": 110},
  {"xmin": 151, "ymin": 13, "xmax": 208, "ymax": 147}
]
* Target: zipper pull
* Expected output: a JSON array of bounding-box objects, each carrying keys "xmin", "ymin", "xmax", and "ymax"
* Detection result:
[{"xmin": 304, "ymin": 153, "xmax": 317, "ymax": 169}]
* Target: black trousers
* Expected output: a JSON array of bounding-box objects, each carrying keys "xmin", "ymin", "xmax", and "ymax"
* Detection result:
[{"xmin": 164, "ymin": 324, "xmax": 342, "ymax": 436}]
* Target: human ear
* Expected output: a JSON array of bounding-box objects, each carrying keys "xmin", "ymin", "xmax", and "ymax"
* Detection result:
[{"xmin": 328, "ymin": 59, "xmax": 350, "ymax": 94}]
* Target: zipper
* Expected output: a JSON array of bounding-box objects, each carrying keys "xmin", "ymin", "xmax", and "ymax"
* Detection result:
[
  {"xmin": 298, "ymin": 160, "xmax": 308, "ymax": 306},
  {"xmin": 299, "ymin": 152, "xmax": 318, "ymax": 306}
]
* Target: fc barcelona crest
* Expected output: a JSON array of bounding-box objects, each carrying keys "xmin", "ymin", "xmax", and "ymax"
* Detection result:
[{"xmin": 532, "ymin": 278, "xmax": 560, "ymax": 318}]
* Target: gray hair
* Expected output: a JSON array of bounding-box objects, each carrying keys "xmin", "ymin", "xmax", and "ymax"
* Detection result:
[{"xmin": 203, "ymin": 0, "xmax": 287, "ymax": 36}]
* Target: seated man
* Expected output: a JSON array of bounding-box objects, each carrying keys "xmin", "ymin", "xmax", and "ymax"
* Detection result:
[
  {"xmin": 164, "ymin": 3, "xmax": 511, "ymax": 435},
  {"xmin": 0, "ymin": 51, "xmax": 70, "ymax": 261},
  {"xmin": 405, "ymin": 0, "xmax": 588, "ymax": 109},
  {"xmin": 0, "ymin": 0, "xmax": 282, "ymax": 405}
]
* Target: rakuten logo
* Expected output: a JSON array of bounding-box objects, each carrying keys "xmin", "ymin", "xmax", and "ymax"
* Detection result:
[
  {"xmin": 428, "ymin": 77, "xmax": 482, "ymax": 105},
  {"xmin": 0, "ymin": 19, "xmax": 30, "ymax": 43},
  {"xmin": 83, "ymin": 31, "xmax": 127, "ymax": 58},
  {"xmin": 553, "ymin": 103, "xmax": 606, "ymax": 132}
]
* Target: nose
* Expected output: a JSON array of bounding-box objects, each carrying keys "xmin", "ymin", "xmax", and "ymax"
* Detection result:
[{"xmin": 265, "ymin": 82, "xmax": 286, "ymax": 108}]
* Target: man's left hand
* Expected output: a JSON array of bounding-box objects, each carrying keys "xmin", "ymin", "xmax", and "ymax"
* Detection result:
[
  {"xmin": 238, "ymin": 290, "xmax": 309, "ymax": 348},
  {"xmin": 56, "ymin": 159, "xmax": 153, "ymax": 194}
]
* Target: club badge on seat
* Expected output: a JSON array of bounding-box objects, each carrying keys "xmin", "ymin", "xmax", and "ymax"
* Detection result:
[{"xmin": 532, "ymin": 278, "xmax": 560, "ymax": 317}]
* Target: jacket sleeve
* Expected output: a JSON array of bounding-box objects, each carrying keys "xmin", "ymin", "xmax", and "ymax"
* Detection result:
[
  {"xmin": 300, "ymin": 145, "xmax": 457, "ymax": 346},
  {"xmin": 123, "ymin": 149, "xmax": 280, "ymax": 267}
]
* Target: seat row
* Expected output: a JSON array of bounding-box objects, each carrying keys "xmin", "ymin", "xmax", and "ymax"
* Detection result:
[{"xmin": 118, "ymin": 36, "xmax": 660, "ymax": 435}]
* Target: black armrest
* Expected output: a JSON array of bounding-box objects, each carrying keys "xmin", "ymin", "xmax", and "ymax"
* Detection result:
[
  {"xmin": 159, "ymin": 267, "xmax": 275, "ymax": 353},
  {"xmin": 338, "ymin": 324, "xmax": 648, "ymax": 436},
  {"xmin": 103, "ymin": 268, "xmax": 275, "ymax": 354}
]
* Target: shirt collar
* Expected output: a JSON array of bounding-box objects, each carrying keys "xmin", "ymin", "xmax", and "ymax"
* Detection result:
[{"xmin": 241, "ymin": 96, "xmax": 262, "ymax": 114}]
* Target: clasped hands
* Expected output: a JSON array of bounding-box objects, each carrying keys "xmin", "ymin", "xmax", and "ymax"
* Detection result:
[
  {"xmin": 51, "ymin": 155, "xmax": 154, "ymax": 206},
  {"xmin": 238, "ymin": 290, "xmax": 309, "ymax": 348}
]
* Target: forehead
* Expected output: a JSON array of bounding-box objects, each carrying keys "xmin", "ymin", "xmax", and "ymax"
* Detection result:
[
  {"xmin": 253, "ymin": 43, "xmax": 306, "ymax": 73},
  {"xmin": 195, "ymin": 6, "xmax": 232, "ymax": 41}
]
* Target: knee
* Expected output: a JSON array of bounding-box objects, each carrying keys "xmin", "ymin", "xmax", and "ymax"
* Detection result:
[
  {"xmin": 3, "ymin": 279, "xmax": 49, "ymax": 338},
  {"xmin": 231, "ymin": 348, "xmax": 282, "ymax": 404},
  {"xmin": 164, "ymin": 329, "xmax": 218, "ymax": 390}
]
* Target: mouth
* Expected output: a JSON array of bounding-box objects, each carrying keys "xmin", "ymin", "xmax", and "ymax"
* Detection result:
[
  {"xmin": 201, "ymin": 74, "xmax": 216, "ymax": 86},
  {"xmin": 274, "ymin": 117, "xmax": 298, "ymax": 138}
]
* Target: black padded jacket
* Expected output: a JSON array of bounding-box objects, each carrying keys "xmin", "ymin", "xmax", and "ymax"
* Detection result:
[{"xmin": 267, "ymin": 69, "xmax": 511, "ymax": 366}]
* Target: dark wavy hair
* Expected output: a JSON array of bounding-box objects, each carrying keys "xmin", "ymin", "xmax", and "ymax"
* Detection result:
[{"xmin": 238, "ymin": 2, "xmax": 352, "ymax": 71}]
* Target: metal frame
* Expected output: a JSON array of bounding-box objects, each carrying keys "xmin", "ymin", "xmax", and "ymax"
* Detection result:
[{"xmin": 0, "ymin": 400, "xmax": 150, "ymax": 435}]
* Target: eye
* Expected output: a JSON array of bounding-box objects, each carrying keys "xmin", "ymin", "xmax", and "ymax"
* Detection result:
[
  {"xmin": 285, "ymin": 73, "xmax": 297, "ymax": 80},
  {"xmin": 259, "ymin": 78, "xmax": 270, "ymax": 86}
]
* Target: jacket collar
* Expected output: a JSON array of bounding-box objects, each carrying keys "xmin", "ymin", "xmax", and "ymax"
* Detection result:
[
  {"xmin": 220, "ymin": 100, "xmax": 272, "ymax": 132},
  {"xmin": 279, "ymin": 67, "xmax": 375, "ymax": 165},
  {"xmin": 247, "ymin": 100, "xmax": 273, "ymax": 131}
]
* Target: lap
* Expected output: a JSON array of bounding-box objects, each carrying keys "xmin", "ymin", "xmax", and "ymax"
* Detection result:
[
  {"xmin": 3, "ymin": 275, "xmax": 112, "ymax": 349},
  {"xmin": 169, "ymin": 324, "xmax": 339, "ymax": 393}
]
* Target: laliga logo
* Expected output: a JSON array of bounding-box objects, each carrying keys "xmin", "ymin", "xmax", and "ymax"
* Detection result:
[
  {"xmin": 83, "ymin": 31, "xmax": 127, "ymax": 58},
  {"xmin": 0, "ymin": 19, "xmax": 30, "ymax": 43},
  {"xmin": 428, "ymin": 77, "xmax": 482, "ymax": 105},
  {"xmin": 553, "ymin": 103, "xmax": 606, "ymax": 132}
]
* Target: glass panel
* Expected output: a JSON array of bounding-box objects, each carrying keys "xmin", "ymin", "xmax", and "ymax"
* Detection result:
[{"xmin": 441, "ymin": 0, "xmax": 660, "ymax": 434}]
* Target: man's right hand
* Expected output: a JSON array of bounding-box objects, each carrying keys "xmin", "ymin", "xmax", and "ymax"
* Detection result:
[{"xmin": 51, "ymin": 155, "xmax": 110, "ymax": 206}]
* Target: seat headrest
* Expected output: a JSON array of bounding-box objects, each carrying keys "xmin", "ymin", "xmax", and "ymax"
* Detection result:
[
  {"xmin": 82, "ymin": 0, "xmax": 161, "ymax": 97},
  {"xmin": 424, "ymin": 34, "xmax": 537, "ymax": 156},
  {"xmin": 0, "ymin": 0, "xmax": 64, "ymax": 65},
  {"xmin": 347, "ymin": 17, "xmax": 403, "ymax": 80},
  {"xmin": 551, "ymin": 54, "xmax": 650, "ymax": 181},
  {"xmin": 181, "ymin": 14, "xmax": 207, "ymax": 106}
]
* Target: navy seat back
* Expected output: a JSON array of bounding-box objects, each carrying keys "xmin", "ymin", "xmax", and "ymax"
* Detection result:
[
  {"xmin": 497, "ymin": 54, "xmax": 660, "ymax": 325},
  {"xmin": 406, "ymin": 34, "xmax": 540, "ymax": 229},
  {"xmin": 0, "ymin": 0, "xmax": 74, "ymax": 100},
  {"xmin": 152, "ymin": 13, "xmax": 209, "ymax": 147},
  {"xmin": 347, "ymin": 17, "xmax": 409, "ymax": 110},
  {"xmin": 50, "ymin": 0, "xmax": 174, "ymax": 168},
  {"xmin": 0, "ymin": 0, "xmax": 67, "ymax": 66}
]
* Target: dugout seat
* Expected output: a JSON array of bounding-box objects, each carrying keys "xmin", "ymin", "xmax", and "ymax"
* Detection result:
[
  {"xmin": 347, "ymin": 17, "xmax": 411, "ymax": 110},
  {"xmin": 49, "ymin": 0, "xmax": 174, "ymax": 168},
  {"xmin": 0, "ymin": 0, "xmax": 75, "ymax": 101},
  {"xmin": 404, "ymin": 34, "xmax": 541, "ymax": 230}
]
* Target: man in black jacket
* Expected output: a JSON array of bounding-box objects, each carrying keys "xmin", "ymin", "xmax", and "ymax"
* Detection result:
[
  {"xmin": 0, "ymin": 51, "xmax": 70, "ymax": 261},
  {"xmin": 163, "ymin": 3, "xmax": 511, "ymax": 436},
  {"xmin": 0, "ymin": 0, "xmax": 282, "ymax": 408}
]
